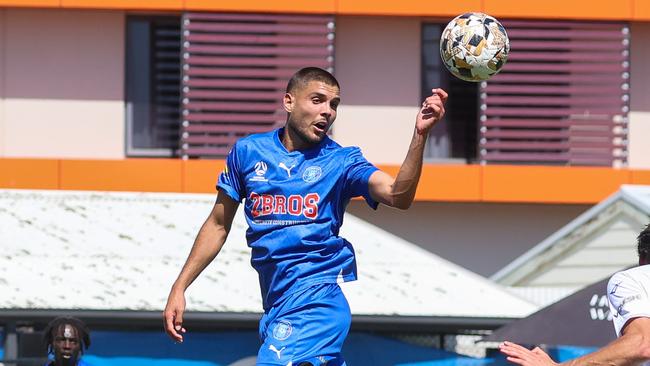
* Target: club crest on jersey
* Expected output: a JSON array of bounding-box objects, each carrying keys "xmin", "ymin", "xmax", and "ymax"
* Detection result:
[
  {"xmin": 302, "ymin": 166, "xmax": 322, "ymax": 183},
  {"xmin": 272, "ymin": 320, "xmax": 292, "ymax": 341},
  {"xmin": 251, "ymin": 161, "xmax": 269, "ymax": 182}
]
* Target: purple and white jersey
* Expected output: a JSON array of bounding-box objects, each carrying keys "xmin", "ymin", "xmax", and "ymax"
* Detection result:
[{"xmin": 218, "ymin": 128, "xmax": 378, "ymax": 310}]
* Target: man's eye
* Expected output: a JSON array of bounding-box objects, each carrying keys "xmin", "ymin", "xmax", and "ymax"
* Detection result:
[{"xmin": 312, "ymin": 98, "xmax": 321, "ymax": 104}]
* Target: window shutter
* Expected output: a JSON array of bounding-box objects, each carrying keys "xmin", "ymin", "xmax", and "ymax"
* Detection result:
[
  {"xmin": 153, "ymin": 19, "xmax": 182, "ymax": 152},
  {"xmin": 180, "ymin": 13, "xmax": 336, "ymax": 159},
  {"xmin": 479, "ymin": 20, "xmax": 630, "ymax": 166}
]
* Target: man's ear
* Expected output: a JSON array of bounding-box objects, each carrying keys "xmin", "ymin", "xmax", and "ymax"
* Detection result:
[{"xmin": 283, "ymin": 93, "xmax": 294, "ymax": 113}]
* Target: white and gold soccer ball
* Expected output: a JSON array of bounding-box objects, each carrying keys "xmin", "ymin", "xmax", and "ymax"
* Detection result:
[{"xmin": 440, "ymin": 12, "xmax": 510, "ymax": 82}]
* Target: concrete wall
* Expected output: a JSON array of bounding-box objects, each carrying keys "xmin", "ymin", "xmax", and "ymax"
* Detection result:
[
  {"xmin": 346, "ymin": 200, "xmax": 589, "ymax": 277},
  {"xmin": 333, "ymin": 16, "xmax": 421, "ymax": 165},
  {"xmin": 0, "ymin": 9, "xmax": 125, "ymax": 159},
  {"xmin": 628, "ymin": 22, "xmax": 650, "ymax": 169}
]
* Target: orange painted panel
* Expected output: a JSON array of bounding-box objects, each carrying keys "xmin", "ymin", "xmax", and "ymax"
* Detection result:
[
  {"xmin": 184, "ymin": 0, "xmax": 335, "ymax": 13},
  {"xmin": 484, "ymin": 0, "xmax": 633, "ymax": 20},
  {"xmin": 0, "ymin": 0, "xmax": 58, "ymax": 6},
  {"xmin": 375, "ymin": 164, "xmax": 400, "ymax": 178},
  {"xmin": 60, "ymin": 159, "xmax": 182, "ymax": 192},
  {"xmin": 630, "ymin": 169, "xmax": 650, "ymax": 185},
  {"xmin": 4, "ymin": 158, "xmax": 649, "ymax": 203},
  {"xmin": 417, "ymin": 164, "xmax": 481, "ymax": 201},
  {"xmin": 61, "ymin": 0, "xmax": 182, "ymax": 9},
  {"xmin": 375, "ymin": 164, "xmax": 481, "ymax": 201},
  {"xmin": 337, "ymin": 0, "xmax": 480, "ymax": 16},
  {"xmin": 633, "ymin": 0, "xmax": 650, "ymax": 20},
  {"xmin": 482, "ymin": 165, "xmax": 630, "ymax": 204},
  {"xmin": 0, "ymin": 158, "xmax": 59, "ymax": 189},
  {"xmin": 183, "ymin": 159, "xmax": 224, "ymax": 194}
]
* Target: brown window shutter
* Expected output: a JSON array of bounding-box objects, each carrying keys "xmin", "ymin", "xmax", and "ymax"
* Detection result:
[
  {"xmin": 180, "ymin": 13, "xmax": 336, "ymax": 159},
  {"xmin": 479, "ymin": 20, "xmax": 629, "ymax": 166}
]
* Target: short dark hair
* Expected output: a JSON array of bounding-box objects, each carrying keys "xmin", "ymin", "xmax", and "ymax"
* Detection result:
[
  {"xmin": 285, "ymin": 67, "xmax": 339, "ymax": 94},
  {"xmin": 638, "ymin": 223, "xmax": 650, "ymax": 262},
  {"xmin": 43, "ymin": 316, "xmax": 91, "ymax": 354}
]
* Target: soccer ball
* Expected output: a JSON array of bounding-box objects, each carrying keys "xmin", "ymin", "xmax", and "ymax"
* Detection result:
[{"xmin": 439, "ymin": 12, "xmax": 510, "ymax": 82}]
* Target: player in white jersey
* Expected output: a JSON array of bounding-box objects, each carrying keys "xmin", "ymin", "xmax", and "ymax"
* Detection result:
[{"xmin": 500, "ymin": 223, "xmax": 650, "ymax": 366}]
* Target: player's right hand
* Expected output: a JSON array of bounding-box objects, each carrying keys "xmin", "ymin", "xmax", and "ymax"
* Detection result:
[
  {"xmin": 163, "ymin": 288, "xmax": 187, "ymax": 343},
  {"xmin": 499, "ymin": 341, "xmax": 558, "ymax": 366}
]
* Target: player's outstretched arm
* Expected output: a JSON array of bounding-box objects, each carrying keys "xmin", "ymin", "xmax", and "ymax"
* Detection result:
[
  {"xmin": 500, "ymin": 318, "xmax": 650, "ymax": 366},
  {"xmin": 163, "ymin": 191, "xmax": 239, "ymax": 342},
  {"xmin": 368, "ymin": 88, "xmax": 447, "ymax": 209}
]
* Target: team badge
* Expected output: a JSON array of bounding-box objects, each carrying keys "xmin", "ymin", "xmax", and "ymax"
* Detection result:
[
  {"xmin": 272, "ymin": 320, "xmax": 292, "ymax": 340},
  {"xmin": 302, "ymin": 166, "xmax": 322, "ymax": 183}
]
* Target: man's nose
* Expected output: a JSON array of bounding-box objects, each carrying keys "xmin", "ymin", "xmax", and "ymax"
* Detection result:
[{"xmin": 321, "ymin": 104, "xmax": 332, "ymax": 118}]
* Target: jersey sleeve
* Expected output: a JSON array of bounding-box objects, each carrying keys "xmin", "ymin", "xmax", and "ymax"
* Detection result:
[
  {"xmin": 607, "ymin": 271, "xmax": 650, "ymax": 337},
  {"xmin": 217, "ymin": 143, "xmax": 245, "ymax": 202},
  {"xmin": 344, "ymin": 147, "xmax": 379, "ymax": 209}
]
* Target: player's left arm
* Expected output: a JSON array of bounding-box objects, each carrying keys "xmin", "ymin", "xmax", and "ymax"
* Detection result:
[{"xmin": 368, "ymin": 88, "xmax": 447, "ymax": 209}]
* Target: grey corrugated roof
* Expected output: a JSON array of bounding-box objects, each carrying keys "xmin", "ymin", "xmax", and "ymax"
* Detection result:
[
  {"xmin": 492, "ymin": 185, "xmax": 650, "ymax": 288},
  {"xmin": 0, "ymin": 189, "xmax": 535, "ymax": 319}
]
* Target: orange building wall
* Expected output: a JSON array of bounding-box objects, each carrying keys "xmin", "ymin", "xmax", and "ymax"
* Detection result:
[
  {"xmin": 2, "ymin": 158, "xmax": 650, "ymax": 204},
  {"xmin": 0, "ymin": 0, "xmax": 648, "ymax": 21}
]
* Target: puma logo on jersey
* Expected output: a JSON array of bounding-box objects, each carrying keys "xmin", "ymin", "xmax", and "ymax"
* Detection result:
[
  {"xmin": 278, "ymin": 162, "xmax": 296, "ymax": 177},
  {"xmin": 269, "ymin": 345, "xmax": 285, "ymax": 359}
]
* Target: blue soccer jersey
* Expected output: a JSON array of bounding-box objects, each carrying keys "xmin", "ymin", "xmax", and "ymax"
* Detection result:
[{"xmin": 217, "ymin": 128, "xmax": 378, "ymax": 310}]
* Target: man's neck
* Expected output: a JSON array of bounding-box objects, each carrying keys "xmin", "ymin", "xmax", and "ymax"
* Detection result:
[{"xmin": 281, "ymin": 127, "xmax": 315, "ymax": 152}]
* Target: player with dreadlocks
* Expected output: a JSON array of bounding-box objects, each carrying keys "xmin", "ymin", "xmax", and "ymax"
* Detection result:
[{"xmin": 43, "ymin": 317, "xmax": 92, "ymax": 366}]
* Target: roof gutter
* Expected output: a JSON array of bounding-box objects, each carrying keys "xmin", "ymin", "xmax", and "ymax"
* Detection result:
[{"xmin": 0, "ymin": 309, "xmax": 516, "ymax": 333}]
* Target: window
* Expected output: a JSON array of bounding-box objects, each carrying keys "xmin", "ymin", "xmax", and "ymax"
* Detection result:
[
  {"xmin": 422, "ymin": 19, "xmax": 629, "ymax": 167},
  {"xmin": 125, "ymin": 16, "xmax": 182, "ymax": 157},
  {"xmin": 179, "ymin": 13, "xmax": 335, "ymax": 159},
  {"xmin": 125, "ymin": 13, "xmax": 336, "ymax": 159},
  {"xmin": 421, "ymin": 23, "xmax": 479, "ymax": 163},
  {"xmin": 478, "ymin": 20, "xmax": 629, "ymax": 166}
]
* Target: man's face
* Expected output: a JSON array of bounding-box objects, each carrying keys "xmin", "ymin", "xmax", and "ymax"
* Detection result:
[
  {"xmin": 284, "ymin": 80, "xmax": 340, "ymax": 146},
  {"xmin": 52, "ymin": 325, "xmax": 81, "ymax": 365}
]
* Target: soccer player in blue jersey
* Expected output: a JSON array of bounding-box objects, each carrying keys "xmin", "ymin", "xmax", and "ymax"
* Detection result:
[{"xmin": 164, "ymin": 67, "xmax": 447, "ymax": 365}]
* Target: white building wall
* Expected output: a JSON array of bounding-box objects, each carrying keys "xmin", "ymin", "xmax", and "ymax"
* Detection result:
[
  {"xmin": 333, "ymin": 16, "xmax": 421, "ymax": 165},
  {"xmin": 1, "ymin": 9, "xmax": 125, "ymax": 159},
  {"xmin": 628, "ymin": 22, "xmax": 650, "ymax": 169},
  {"xmin": 347, "ymin": 200, "xmax": 589, "ymax": 277}
]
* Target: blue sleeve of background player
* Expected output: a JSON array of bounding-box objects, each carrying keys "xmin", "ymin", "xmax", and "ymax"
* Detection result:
[
  {"xmin": 217, "ymin": 143, "xmax": 245, "ymax": 202},
  {"xmin": 344, "ymin": 147, "xmax": 379, "ymax": 209}
]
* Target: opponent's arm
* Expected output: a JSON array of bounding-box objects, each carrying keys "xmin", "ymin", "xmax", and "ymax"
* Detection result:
[
  {"xmin": 499, "ymin": 318, "xmax": 650, "ymax": 366},
  {"xmin": 368, "ymin": 88, "xmax": 448, "ymax": 209},
  {"xmin": 163, "ymin": 191, "xmax": 239, "ymax": 342}
]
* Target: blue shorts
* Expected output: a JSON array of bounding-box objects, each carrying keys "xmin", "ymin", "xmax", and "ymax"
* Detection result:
[{"xmin": 256, "ymin": 283, "xmax": 351, "ymax": 366}]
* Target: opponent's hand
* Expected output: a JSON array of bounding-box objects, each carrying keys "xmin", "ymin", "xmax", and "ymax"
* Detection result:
[
  {"xmin": 499, "ymin": 341, "xmax": 559, "ymax": 366},
  {"xmin": 163, "ymin": 288, "xmax": 187, "ymax": 343},
  {"xmin": 416, "ymin": 88, "xmax": 448, "ymax": 135}
]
